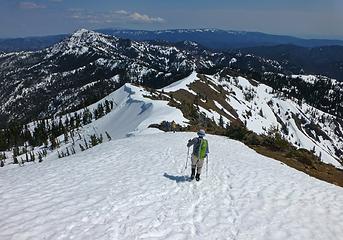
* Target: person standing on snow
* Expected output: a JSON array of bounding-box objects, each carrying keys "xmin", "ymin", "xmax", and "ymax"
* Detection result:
[
  {"xmin": 171, "ymin": 121, "xmax": 176, "ymax": 133},
  {"xmin": 187, "ymin": 129, "xmax": 209, "ymax": 181}
]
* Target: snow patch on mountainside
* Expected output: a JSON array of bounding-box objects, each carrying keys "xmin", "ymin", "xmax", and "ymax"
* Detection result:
[
  {"xmin": 162, "ymin": 71, "xmax": 198, "ymax": 94},
  {"xmin": 163, "ymin": 72, "xmax": 343, "ymax": 167},
  {"xmin": 61, "ymin": 83, "xmax": 189, "ymax": 141}
]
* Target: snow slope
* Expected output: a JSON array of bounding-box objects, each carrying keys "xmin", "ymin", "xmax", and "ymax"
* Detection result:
[
  {"xmin": 1, "ymin": 82, "xmax": 188, "ymax": 168},
  {"xmin": 162, "ymin": 72, "xmax": 343, "ymax": 167},
  {"xmin": 76, "ymin": 83, "xmax": 188, "ymax": 140},
  {"xmin": 0, "ymin": 132, "xmax": 342, "ymax": 240},
  {"xmin": 162, "ymin": 71, "xmax": 198, "ymax": 94}
]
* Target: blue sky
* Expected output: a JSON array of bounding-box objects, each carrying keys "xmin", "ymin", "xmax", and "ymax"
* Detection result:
[{"xmin": 0, "ymin": 0, "xmax": 342, "ymax": 39}]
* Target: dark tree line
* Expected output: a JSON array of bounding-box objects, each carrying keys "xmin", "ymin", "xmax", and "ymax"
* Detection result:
[
  {"xmin": 252, "ymin": 72, "xmax": 342, "ymax": 119},
  {"xmin": 0, "ymin": 99, "xmax": 115, "ymax": 152}
]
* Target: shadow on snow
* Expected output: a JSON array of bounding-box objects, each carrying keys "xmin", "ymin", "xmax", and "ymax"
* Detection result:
[{"xmin": 163, "ymin": 173, "xmax": 190, "ymax": 183}]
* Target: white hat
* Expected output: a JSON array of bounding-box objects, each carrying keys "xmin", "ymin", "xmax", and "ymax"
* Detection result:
[{"xmin": 197, "ymin": 129, "xmax": 206, "ymax": 137}]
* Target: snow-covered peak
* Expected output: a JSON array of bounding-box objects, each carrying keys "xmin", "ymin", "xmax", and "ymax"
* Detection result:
[
  {"xmin": 47, "ymin": 28, "xmax": 118, "ymax": 56},
  {"xmin": 72, "ymin": 28, "xmax": 94, "ymax": 37},
  {"xmin": 68, "ymin": 28, "xmax": 113, "ymax": 44}
]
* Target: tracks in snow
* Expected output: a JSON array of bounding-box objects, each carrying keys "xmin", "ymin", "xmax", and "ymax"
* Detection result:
[{"xmin": 1, "ymin": 133, "xmax": 342, "ymax": 240}]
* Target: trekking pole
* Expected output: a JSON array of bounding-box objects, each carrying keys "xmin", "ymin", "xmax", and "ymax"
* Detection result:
[
  {"xmin": 206, "ymin": 155, "xmax": 209, "ymax": 178},
  {"xmin": 185, "ymin": 147, "xmax": 190, "ymax": 170}
]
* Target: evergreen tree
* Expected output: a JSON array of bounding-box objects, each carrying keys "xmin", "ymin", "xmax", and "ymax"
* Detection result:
[
  {"xmin": 79, "ymin": 144, "xmax": 85, "ymax": 152},
  {"xmin": 94, "ymin": 109, "xmax": 99, "ymax": 120},
  {"xmin": 75, "ymin": 114, "xmax": 81, "ymax": 128},
  {"xmin": 30, "ymin": 152, "xmax": 35, "ymax": 162},
  {"xmin": 58, "ymin": 118, "xmax": 64, "ymax": 132},
  {"xmin": 64, "ymin": 117, "xmax": 70, "ymax": 128},
  {"xmin": 219, "ymin": 115, "xmax": 224, "ymax": 128},
  {"xmin": 105, "ymin": 100, "xmax": 111, "ymax": 114},
  {"xmin": 70, "ymin": 116, "xmax": 75, "ymax": 129},
  {"xmin": 105, "ymin": 131, "xmax": 112, "ymax": 141},
  {"xmin": 50, "ymin": 136, "xmax": 58, "ymax": 150},
  {"xmin": 311, "ymin": 146, "xmax": 316, "ymax": 154},
  {"xmin": 82, "ymin": 108, "xmax": 93, "ymax": 125},
  {"xmin": 84, "ymin": 138, "xmax": 89, "ymax": 149},
  {"xmin": 71, "ymin": 134, "xmax": 75, "ymax": 145},
  {"xmin": 90, "ymin": 134, "xmax": 98, "ymax": 147},
  {"xmin": 0, "ymin": 130, "xmax": 6, "ymax": 151},
  {"xmin": 98, "ymin": 103, "xmax": 104, "ymax": 118},
  {"xmin": 71, "ymin": 146, "xmax": 76, "ymax": 154},
  {"xmin": 12, "ymin": 146, "xmax": 19, "ymax": 164},
  {"xmin": 64, "ymin": 131, "xmax": 69, "ymax": 143}
]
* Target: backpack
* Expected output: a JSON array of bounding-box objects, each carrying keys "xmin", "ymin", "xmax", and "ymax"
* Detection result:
[{"xmin": 198, "ymin": 138, "xmax": 208, "ymax": 159}]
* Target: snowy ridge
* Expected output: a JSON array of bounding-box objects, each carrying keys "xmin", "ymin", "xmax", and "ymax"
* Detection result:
[
  {"xmin": 48, "ymin": 29, "xmax": 119, "ymax": 57},
  {"xmin": 162, "ymin": 71, "xmax": 198, "ymax": 93},
  {"xmin": 0, "ymin": 133, "xmax": 342, "ymax": 239},
  {"xmin": 1, "ymin": 69, "xmax": 342, "ymax": 169},
  {"xmin": 77, "ymin": 83, "xmax": 188, "ymax": 140}
]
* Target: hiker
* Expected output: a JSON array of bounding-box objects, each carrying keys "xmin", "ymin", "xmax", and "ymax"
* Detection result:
[
  {"xmin": 171, "ymin": 121, "xmax": 176, "ymax": 133},
  {"xmin": 187, "ymin": 129, "xmax": 209, "ymax": 181},
  {"xmin": 161, "ymin": 121, "xmax": 170, "ymax": 132}
]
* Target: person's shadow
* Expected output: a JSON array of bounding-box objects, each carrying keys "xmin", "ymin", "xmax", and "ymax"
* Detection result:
[{"xmin": 163, "ymin": 173, "xmax": 190, "ymax": 183}]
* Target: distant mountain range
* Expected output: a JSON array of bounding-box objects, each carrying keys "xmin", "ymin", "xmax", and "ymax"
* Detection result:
[
  {"xmin": 2, "ymin": 28, "xmax": 343, "ymax": 81},
  {"xmin": 1, "ymin": 28, "xmax": 343, "ymax": 53},
  {"xmin": 0, "ymin": 34, "xmax": 66, "ymax": 52},
  {"xmin": 1, "ymin": 29, "xmax": 342, "ymax": 127},
  {"xmin": 0, "ymin": 29, "xmax": 218, "ymax": 126},
  {"xmin": 238, "ymin": 44, "xmax": 343, "ymax": 81},
  {"xmin": 98, "ymin": 29, "xmax": 343, "ymax": 49}
]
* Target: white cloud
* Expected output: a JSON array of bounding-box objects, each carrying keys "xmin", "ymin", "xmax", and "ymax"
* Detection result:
[
  {"xmin": 19, "ymin": 1, "xmax": 46, "ymax": 9},
  {"xmin": 129, "ymin": 12, "xmax": 165, "ymax": 23},
  {"xmin": 114, "ymin": 10, "xmax": 129, "ymax": 15},
  {"xmin": 68, "ymin": 9, "xmax": 165, "ymax": 25}
]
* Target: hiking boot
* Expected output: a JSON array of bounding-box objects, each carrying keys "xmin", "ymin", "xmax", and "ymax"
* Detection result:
[
  {"xmin": 196, "ymin": 174, "xmax": 200, "ymax": 181},
  {"xmin": 191, "ymin": 168, "xmax": 196, "ymax": 180}
]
